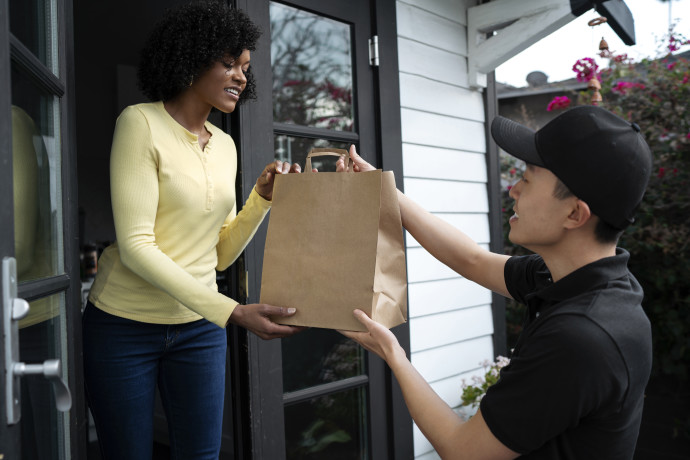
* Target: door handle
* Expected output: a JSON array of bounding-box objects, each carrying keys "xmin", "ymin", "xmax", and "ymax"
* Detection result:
[{"xmin": 3, "ymin": 257, "xmax": 72, "ymax": 425}]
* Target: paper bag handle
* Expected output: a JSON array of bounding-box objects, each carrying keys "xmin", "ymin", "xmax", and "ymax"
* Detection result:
[{"xmin": 305, "ymin": 148, "xmax": 354, "ymax": 172}]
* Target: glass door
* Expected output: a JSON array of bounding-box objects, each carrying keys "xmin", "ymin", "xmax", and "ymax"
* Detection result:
[
  {"xmin": 269, "ymin": 3, "xmax": 372, "ymax": 458},
  {"xmin": 234, "ymin": 0, "xmax": 410, "ymax": 457},
  {"xmin": 0, "ymin": 0, "xmax": 83, "ymax": 458}
]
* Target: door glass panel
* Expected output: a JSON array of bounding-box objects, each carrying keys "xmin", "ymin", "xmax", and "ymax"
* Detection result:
[
  {"xmin": 9, "ymin": 0, "xmax": 59, "ymax": 74},
  {"xmin": 284, "ymin": 387, "xmax": 368, "ymax": 459},
  {"xmin": 282, "ymin": 329, "xmax": 365, "ymax": 393},
  {"xmin": 11, "ymin": 63, "xmax": 64, "ymax": 281},
  {"xmin": 270, "ymin": 2, "xmax": 354, "ymax": 131},
  {"xmin": 19, "ymin": 292, "xmax": 69, "ymax": 460},
  {"xmin": 275, "ymin": 135, "xmax": 350, "ymax": 171}
]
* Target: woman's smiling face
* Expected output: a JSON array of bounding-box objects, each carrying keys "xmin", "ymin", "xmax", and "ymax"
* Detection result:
[{"xmin": 191, "ymin": 49, "xmax": 251, "ymax": 114}]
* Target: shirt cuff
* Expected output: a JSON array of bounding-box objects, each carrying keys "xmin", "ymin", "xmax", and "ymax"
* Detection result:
[{"xmin": 250, "ymin": 185, "xmax": 273, "ymax": 208}]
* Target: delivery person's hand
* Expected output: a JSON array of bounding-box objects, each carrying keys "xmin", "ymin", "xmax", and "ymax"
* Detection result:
[
  {"xmin": 255, "ymin": 160, "xmax": 302, "ymax": 201},
  {"xmin": 339, "ymin": 309, "xmax": 404, "ymax": 364},
  {"xmin": 336, "ymin": 145, "xmax": 376, "ymax": 173},
  {"xmin": 228, "ymin": 303, "xmax": 306, "ymax": 339}
]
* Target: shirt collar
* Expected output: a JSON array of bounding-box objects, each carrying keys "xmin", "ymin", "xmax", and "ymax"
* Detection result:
[{"xmin": 525, "ymin": 248, "xmax": 631, "ymax": 309}]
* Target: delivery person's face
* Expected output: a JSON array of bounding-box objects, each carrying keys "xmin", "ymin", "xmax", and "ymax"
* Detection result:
[{"xmin": 507, "ymin": 165, "xmax": 575, "ymax": 252}]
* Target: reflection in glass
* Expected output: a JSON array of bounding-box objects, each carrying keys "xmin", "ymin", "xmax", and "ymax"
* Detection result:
[
  {"xmin": 19, "ymin": 292, "xmax": 67, "ymax": 460},
  {"xmin": 12, "ymin": 63, "xmax": 63, "ymax": 282},
  {"xmin": 284, "ymin": 387, "xmax": 368, "ymax": 460},
  {"xmin": 282, "ymin": 328, "xmax": 365, "ymax": 393},
  {"xmin": 270, "ymin": 2, "xmax": 354, "ymax": 131},
  {"xmin": 275, "ymin": 135, "xmax": 351, "ymax": 172},
  {"xmin": 9, "ymin": 0, "xmax": 59, "ymax": 74}
]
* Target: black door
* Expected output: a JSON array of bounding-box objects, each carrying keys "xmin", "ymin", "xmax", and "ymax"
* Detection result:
[
  {"xmin": 233, "ymin": 0, "xmax": 412, "ymax": 458},
  {"xmin": 0, "ymin": 0, "xmax": 86, "ymax": 458}
]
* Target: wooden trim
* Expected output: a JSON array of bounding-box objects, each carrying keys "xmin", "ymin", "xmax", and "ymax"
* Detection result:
[
  {"xmin": 373, "ymin": 1, "xmax": 413, "ymax": 458},
  {"xmin": 484, "ymin": 71, "xmax": 507, "ymax": 357}
]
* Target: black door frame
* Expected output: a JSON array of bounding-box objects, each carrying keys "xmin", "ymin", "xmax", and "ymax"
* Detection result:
[{"xmin": 231, "ymin": 0, "xmax": 411, "ymax": 458}]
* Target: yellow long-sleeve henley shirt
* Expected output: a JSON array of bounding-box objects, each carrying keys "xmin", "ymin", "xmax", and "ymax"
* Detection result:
[{"xmin": 89, "ymin": 102, "xmax": 270, "ymax": 328}]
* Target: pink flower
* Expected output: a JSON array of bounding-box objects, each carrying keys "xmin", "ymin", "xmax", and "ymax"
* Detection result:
[
  {"xmin": 686, "ymin": 132, "xmax": 690, "ymax": 139},
  {"xmin": 546, "ymin": 95, "xmax": 571, "ymax": 111},
  {"xmin": 669, "ymin": 35, "xmax": 682, "ymax": 52},
  {"xmin": 509, "ymin": 168, "xmax": 516, "ymax": 175},
  {"xmin": 611, "ymin": 81, "xmax": 645, "ymax": 94},
  {"xmin": 682, "ymin": 75, "xmax": 689, "ymax": 84},
  {"xmin": 667, "ymin": 62, "xmax": 677, "ymax": 70},
  {"xmin": 572, "ymin": 57, "xmax": 599, "ymax": 82},
  {"xmin": 657, "ymin": 167, "xmax": 666, "ymax": 179},
  {"xmin": 506, "ymin": 185, "xmax": 513, "ymax": 191}
]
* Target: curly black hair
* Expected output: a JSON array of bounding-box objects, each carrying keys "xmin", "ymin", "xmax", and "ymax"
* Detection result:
[{"xmin": 138, "ymin": 1, "xmax": 261, "ymax": 104}]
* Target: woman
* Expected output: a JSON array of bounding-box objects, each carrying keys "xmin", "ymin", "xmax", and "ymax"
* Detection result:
[{"xmin": 82, "ymin": 3, "xmax": 302, "ymax": 458}]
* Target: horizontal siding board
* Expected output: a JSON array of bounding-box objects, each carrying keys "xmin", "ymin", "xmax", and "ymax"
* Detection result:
[
  {"xmin": 413, "ymin": 367, "xmax": 487, "ymax": 457},
  {"xmin": 402, "ymin": 144, "xmax": 486, "ymax": 181},
  {"xmin": 397, "ymin": 2, "xmax": 490, "ymax": 458},
  {"xmin": 405, "ymin": 244, "xmax": 493, "ymax": 284},
  {"xmin": 401, "ymin": 109, "xmax": 485, "ymax": 152},
  {"xmin": 400, "ymin": 73, "xmax": 484, "ymax": 120},
  {"xmin": 430, "ymin": 368, "xmax": 487, "ymax": 409},
  {"xmin": 410, "ymin": 304, "xmax": 494, "ymax": 352},
  {"xmin": 414, "ymin": 424, "xmax": 437, "ymax": 458},
  {"xmin": 408, "ymin": 277, "xmax": 492, "ymax": 317},
  {"xmin": 405, "ymin": 213, "xmax": 490, "ymax": 247},
  {"xmin": 411, "ymin": 335, "xmax": 494, "ymax": 383},
  {"xmin": 403, "ymin": 178, "xmax": 488, "ymax": 213},
  {"xmin": 406, "ymin": 247, "xmax": 458, "ymax": 283},
  {"xmin": 397, "ymin": 2, "xmax": 467, "ymax": 55},
  {"xmin": 398, "ymin": 38, "xmax": 468, "ymax": 87},
  {"xmin": 398, "ymin": 0, "xmax": 467, "ymax": 26},
  {"xmin": 415, "ymin": 449, "xmax": 441, "ymax": 460}
]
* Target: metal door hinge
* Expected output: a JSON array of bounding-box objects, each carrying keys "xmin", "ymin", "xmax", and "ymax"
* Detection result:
[{"xmin": 368, "ymin": 35, "xmax": 379, "ymax": 67}]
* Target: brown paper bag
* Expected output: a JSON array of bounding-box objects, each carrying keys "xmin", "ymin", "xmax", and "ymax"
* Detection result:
[{"xmin": 260, "ymin": 148, "xmax": 407, "ymax": 331}]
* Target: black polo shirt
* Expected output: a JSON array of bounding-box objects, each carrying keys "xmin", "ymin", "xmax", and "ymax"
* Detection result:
[{"xmin": 480, "ymin": 249, "xmax": 652, "ymax": 460}]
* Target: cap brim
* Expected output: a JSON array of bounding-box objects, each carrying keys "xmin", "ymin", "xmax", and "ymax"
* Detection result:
[{"xmin": 491, "ymin": 116, "xmax": 543, "ymax": 167}]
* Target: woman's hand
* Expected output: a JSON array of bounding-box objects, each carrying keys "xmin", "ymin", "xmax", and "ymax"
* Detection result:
[
  {"xmin": 228, "ymin": 303, "xmax": 306, "ymax": 339},
  {"xmin": 339, "ymin": 309, "xmax": 405, "ymax": 364},
  {"xmin": 256, "ymin": 160, "xmax": 302, "ymax": 201},
  {"xmin": 336, "ymin": 145, "xmax": 376, "ymax": 173}
]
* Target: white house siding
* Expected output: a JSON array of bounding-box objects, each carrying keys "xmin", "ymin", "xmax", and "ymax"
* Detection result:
[{"xmin": 396, "ymin": 0, "xmax": 496, "ymax": 458}]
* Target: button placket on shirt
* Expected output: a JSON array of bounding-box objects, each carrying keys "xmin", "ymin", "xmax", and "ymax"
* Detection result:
[{"xmin": 195, "ymin": 141, "xmax": 214, "ymax": 211}]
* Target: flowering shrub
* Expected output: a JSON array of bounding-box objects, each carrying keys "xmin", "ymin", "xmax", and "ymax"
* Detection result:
[
  {"xmin": 513, "ymin": 29, "xmax": 690, "ymax": 380},
  {"xmin": 499, "ymin": 27, "xmax": 690, "ymax": 442},
  {"xmin": 546, "ymin": 95, "xmax": 571, "ymax": 111},
  {"xmin": 597, "ymin": 50, "xmax": 690, "ymax": 380},
  {"xmin": 461, "ymin": 356, "xmax": 511, "ymax": 409}
]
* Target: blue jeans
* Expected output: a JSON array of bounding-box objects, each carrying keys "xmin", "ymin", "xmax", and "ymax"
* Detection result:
[{"xmin": 82, "ymin": 302, "xmax": 227, "ymax": 460}]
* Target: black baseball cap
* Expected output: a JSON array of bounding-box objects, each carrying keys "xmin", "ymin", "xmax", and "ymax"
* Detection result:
[{"xmin": 491, "ymin": 106, "xmax": 652, "ymax": 230}]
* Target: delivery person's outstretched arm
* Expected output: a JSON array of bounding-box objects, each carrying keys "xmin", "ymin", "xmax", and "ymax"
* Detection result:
[
  {"xmin": 337, "ymin": 146, "xmax": 511, "ymax": 298},
  {"xmin": 340, "ymin": 310, "xmax": 519, "ymax": 460}
]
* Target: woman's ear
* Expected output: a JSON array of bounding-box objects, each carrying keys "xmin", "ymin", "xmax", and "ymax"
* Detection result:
[{"xmin": 565, "ymin": 199, "xmax": 592, "ymax": 230}]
